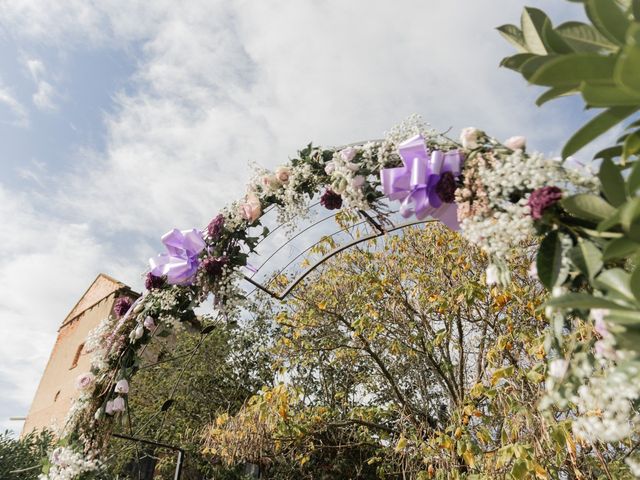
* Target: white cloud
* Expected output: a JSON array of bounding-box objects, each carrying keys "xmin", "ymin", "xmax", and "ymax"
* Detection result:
[
  {"xmin": 24, "ymin": 57, "xmax": 57, "ymax": 110},
  {"xmin": 0, "ymin": 81, "xmax": 28, "ymax": 127}
]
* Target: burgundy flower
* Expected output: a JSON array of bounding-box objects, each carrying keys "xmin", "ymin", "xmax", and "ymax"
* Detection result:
[
  {"xmin": 207, "ymin": 214, "xmax": 225, "ymax": 239},
  {"xmin": 145, "ymin": 272, "xmax": 165, "ymax": 290},
  {"xmin": 528, "ymin": 186, "xmax": 563, "ymax": 220},
  {"xmin": 202, "ymin": 255, "xmax": 229, "ymax": 279},
  {"xmin": 113, "ymin": 297, "xmax": 133, "ymax": 318},
  {"xmin": 320, "ymin": 189, "xmax": 342, "ymax": 210},
  {"xmin": 434, "ymin": 171, "xmax": 457, "ymax": 203}
]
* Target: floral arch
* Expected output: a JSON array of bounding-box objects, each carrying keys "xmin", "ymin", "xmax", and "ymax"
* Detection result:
[{"xmin": 40, "ymin": 116, "xmax": 635, "ymax": 479}]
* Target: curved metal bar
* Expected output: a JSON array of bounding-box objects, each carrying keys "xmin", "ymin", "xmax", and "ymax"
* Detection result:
[{"xmin": 244, "ymin": 219, "xmax": 434, "ymax": 300}]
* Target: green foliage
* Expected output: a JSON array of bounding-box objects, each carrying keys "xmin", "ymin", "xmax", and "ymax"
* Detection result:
[
  {"xmin": 106, "ymin": 318, "xmax": 277, "ymax": 480},
  {"xmin": 0, "ymin": 430, "xmax": 53, "ymax": 480},
  {"xmin": 499, "ymin": 1, "xmax": 640, "ymax": 159}
]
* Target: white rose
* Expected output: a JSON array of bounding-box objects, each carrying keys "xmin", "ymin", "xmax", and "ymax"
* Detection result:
[
  {"xmin": 504, "ymin": 135, "xmax": 526, "ymax": 151},
  {"xmin": 275, "ymin": 166, "xmax": 291, "ymax": 184},
  {"xmin": 460, "ymin": 127, "xmax": 480, "ymax": 149},
  {"xmin": 260, "ymin": 174, "xmax": 280, "ymax": 191}
]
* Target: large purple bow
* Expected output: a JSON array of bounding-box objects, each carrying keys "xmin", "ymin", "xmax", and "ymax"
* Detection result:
[
  {"xmin": 149, "ymin": 229, "xmax": 206, "ymax": 285},
  {"xmin": 380, "ymin": 134, "xmax": 463, "ymax": 230}
]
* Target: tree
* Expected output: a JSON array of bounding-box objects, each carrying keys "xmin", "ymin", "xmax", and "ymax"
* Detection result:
[
  {"xmin": 204, "ymin": 223, "xmax": 634, "ymax": 478},
  {"xmin": 0, "ymin": 430, "xmax": 53, "ymax": 480},
  {"xmin": 106, "ymin": 314, "xmax": 277, "ymax": 479}
]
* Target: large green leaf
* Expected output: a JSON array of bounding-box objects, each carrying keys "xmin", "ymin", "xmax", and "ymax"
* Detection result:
[
  {"xmin": 628, "ymin": 156, "xmax": 640, "ymax": 194},
  {"xmin": 620, "ymin": 197, "xmax": 640, "ymax": 240},
  {"xmin": 555, "ymin": 21, "xmax": 619, "ymax": 52},
  {"xmin": 528, "ymin": 54, "xmax": 616, "ymax": 87},
  {"xmin": 536, "ymin": 86, "xmax": 579, "ymax": 106},
  {"xmin": 603, "ymin": 237, "xmax": 639, "ymax": 260},
  {"xmin": 562, "ymin": 106, "xmax": 639, "ymax": 158},
  {"xmin": 496, "ymin": 24, "xmax": 528, "ymax": 53},
  {"xmin": 520, "ymin": 55, "xmax": 559, "ymax": 81},
  {"xmin": 594, "ymin": 268, "xmax": 636, "ymax": 302},
  {"xmin": 537, "ymin": 231, "xmax": 565, "ymax": 289},
  {"xmin": 624, "ymin": 130, "xmax": 640, "ymax": 160},
  {"xmin": 595, "ymin": 145, "xmax": 623, "ymax": 160},
  {"xmin": 631, "ymin": 264, "xmax": 640, "ymax": 300},
  {"xmin": 599, "ymin": 157, "xmax": 627, "ymax": 206},
  {"xmin": 561, "ymin": 193, "xmax": 616, "ymax": 222},
  {"xmin": 568, "ymin": 239, "xmax": 603, "ymax": 279},
  {"xmin": 581, "ymin": 82, "xmax": 640, "ymax": 107},
  {"xmin": 521, "ymin": 7, "xmax": 549, "ymax": 55},
  {"xmin": 585, "ymin": 0, "xmax": 630, "ymax": 45},
  {"xmin": 614, "ymin": 25, "xmax": 640, "ymax": 95},
  {"xmin": 542, "ymin": 19, "xmax": 574, "ymax": 54},
  {"xmin": 545, "ymin": 292, "xmax": 632, "ymax": 310},
  {"xmin": 500, "ymin": 53, "xmax": 538, "ymax": 72}
]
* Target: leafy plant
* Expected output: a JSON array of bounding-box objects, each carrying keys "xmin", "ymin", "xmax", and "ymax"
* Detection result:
[{"xmin": 498, "ymin": 0, "xmax": 640, "ymax": 159}]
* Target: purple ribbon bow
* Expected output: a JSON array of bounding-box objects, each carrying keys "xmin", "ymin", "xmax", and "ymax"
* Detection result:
[
  {"xmin": 380, "ymin": 134, "xmax": 463, "ymax": 230},
  {"xmin": 149, "ymin": 229, "xmax": 206, "ymax": 285}
]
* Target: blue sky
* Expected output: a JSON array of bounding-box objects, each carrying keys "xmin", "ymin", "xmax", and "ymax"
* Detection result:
[{"xmin": 0, "ymin": 0, "xmax": 594, "ymax": 435}]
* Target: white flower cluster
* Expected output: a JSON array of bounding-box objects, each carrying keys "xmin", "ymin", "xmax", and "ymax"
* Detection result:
[
  {"xmin": 460, "ymin": 151, "xmax": 572, "ymax": 268},
  {"xmin": 325, "ymin": 146, "xmax": 370, "ymax": 210},
  {"xmin": 571, "ymin": 363, "xmax": 640, "ymax": 443},
  {"xmin": 383, "ymin": 113, "xmax": 434, "ymax": 146},
  {"xmin": 39, "ymin": 446, "xmax": 101, "ymax": 480}
]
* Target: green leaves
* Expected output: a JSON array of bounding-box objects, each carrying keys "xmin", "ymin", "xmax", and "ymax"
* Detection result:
[
  {"xmin": 500, "ymin": 0, "xmax": 640, "ymax": 159},
  {"xmin": 599, "ymin": 158, "xmax": 627, "ymax": 206},
  {"xmin": 562, "ymin": 107, "xmax": 639, "ymax": 158},
  {"xmin": 585, "ymin": 0, "xmax": 630, "ymax": 45},
  {"xmin": 561, "ymin": 193, "xmax": 616, "ymax": 222},
  {"xmin": 537, "ymin": 231, "xmax": 566, "ymax": 289}
]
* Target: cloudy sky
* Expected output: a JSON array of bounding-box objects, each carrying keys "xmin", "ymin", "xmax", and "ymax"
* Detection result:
[{"xmin": 0, "ymin": 0, "xmax": 592, "ymax": 435}]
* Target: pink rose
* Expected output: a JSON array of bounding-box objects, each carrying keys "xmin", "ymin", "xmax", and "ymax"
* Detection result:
[
  {"xmin": 105, "ymin": 400, "xmax": 115, "ymax": 415},
  {"xmin": 275, "ymin": 166, "xmax": 291, "ymax": 184},
  {"xmin": 340, "ymin": 147, "xmax": 357, "ymax": 162},
  {"xmin": 111, "ymin": 396, "xmax": 126, "ymax": 413},
  {"xmin": 115, "ymin": 379, "xmax": 129, "ymax": 394},
  {"xmin": 76, "ymin": 372, "xmax": 95, "ymax": 390},
  {"xmin": 143, "ymin": 316, "xmax": 156, "ymax": 330},
  {"xmin": 324, "ymin": 161, "xmax": 336, "ymax": 175},
  {"xmin": 504, "ymin": 136, "xmax": 526, "ymax": 151},
  {"xmin": 460, "ymin": 127, "xmax": 480, "ymax": 149},
  {"xmin": 239, "ymin": 193, "xmax": 262, "ymax": 223},
  {"xmin": 351, "ymin": 175, "xmax": 365, "ymax": 188}
]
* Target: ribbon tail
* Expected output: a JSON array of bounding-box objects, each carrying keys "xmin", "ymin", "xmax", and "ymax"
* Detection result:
[{"xmin": 435, "ymin": 203, "xmax": 460, "ymax": 231}]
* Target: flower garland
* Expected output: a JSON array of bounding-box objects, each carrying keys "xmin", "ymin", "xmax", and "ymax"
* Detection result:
[{"xmin": 40, "ymin": 116, "xmax": 607, "ymax": 479}]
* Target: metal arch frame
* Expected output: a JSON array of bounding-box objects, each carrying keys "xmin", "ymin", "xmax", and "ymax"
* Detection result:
[{"xmin": 243, "ymin": 216, "xmax": 434, "ymax": 300}]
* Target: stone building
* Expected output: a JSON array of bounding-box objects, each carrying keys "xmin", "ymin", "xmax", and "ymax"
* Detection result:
[{"xmin": 22, "ymin": 273, "xmax": 138, "ymax": 435}]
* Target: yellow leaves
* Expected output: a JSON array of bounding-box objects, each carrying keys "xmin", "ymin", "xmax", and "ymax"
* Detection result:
[
  {"xmin": 491, "ymin": 365, "xmax": 515, "ymax": 386},
  {"xmin": 317, "ymin": 301, "xmax": 327, "ymax": 310},
  {"xmin": 493, "ymin": 293, "xmax": 512, "ymax": 308},
  {"xmin": 462, "ymin": 449, "xmax": 476, "ymax": 468},
  {"xmin": 394, "ymin": 435, "xmax": 408, "ymax": 453},
  {"xmin": 454, "ymin": 426, "xmax": 463, "ymax": 439}
]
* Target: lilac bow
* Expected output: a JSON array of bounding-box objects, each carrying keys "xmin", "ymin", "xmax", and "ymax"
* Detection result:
[
  {"xmin": 380, "ymin": 134, "xmax": 463, "ymax": 230},
  {"xmin": 149, "ymin": 229, "xmax": 206, "ymax": 285}
]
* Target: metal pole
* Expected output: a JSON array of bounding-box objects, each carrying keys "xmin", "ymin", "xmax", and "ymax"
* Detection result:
[{"xmin": 112, "ymin": 433, "xmax": 185, "ymax": 480}]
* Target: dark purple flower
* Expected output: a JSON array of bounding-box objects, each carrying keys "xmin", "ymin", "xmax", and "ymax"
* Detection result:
[
  {"xmin": 434, "ymin": 171, "xmax": 457, "ymax": 203},
  {"xmin": 201, "ymin": 255, "xmax": 229, "ymax": 279},
  {"xmin": 320, "ymin": 189, "xmax": 342, "ymax": 210},
  {"xmin": 528, "ymin": 186, "xmax": 563, "ymax": 220},
  {"xmin": 113, "ymin": 297, "xmax": 133, "ymax": 319},
  {"xmin": 207, "ymin": 214, "xmax": 225, "ymax": 239},
  {"xmin": 145, "ymin": 272, "xmax": 165, "ymax": 290}
]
